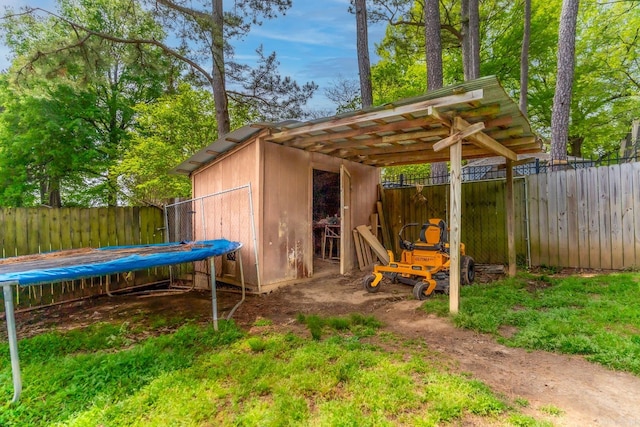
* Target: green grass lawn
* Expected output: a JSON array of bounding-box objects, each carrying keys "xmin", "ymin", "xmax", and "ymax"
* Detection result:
[
  {"xmin": 421, "ymin": 271, "xmax": 640, "ymax": 375},
  {"xmin": 0, "ymin": 313, "xmax": 550, "ymax": 426}
]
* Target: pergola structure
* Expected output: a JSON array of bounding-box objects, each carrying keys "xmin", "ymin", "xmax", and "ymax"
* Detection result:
[{"xmin": 261, "ymin": 75, "xmax": 541, "ymax": 312}]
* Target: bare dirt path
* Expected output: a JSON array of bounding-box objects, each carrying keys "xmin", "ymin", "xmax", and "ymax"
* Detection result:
[{"xmin": 9, "ymin": 270, "xmax": 640, "ymax": 426}]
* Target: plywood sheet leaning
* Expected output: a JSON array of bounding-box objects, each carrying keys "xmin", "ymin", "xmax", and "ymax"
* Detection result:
[
  {"xmin": 355, "ymin": 225, "xmax": 390, "ymax": 265},
  {"xmin": 353, "ymin": 229, "xmax": 374, "ymax": 271}
]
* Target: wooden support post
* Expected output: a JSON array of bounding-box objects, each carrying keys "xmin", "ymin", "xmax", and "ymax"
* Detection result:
[
  {"xmin": 449, "ymin": 140, "xmax": 462, "ymax": 314},
  {"xmin": 506, "ymin": 159, "xmax": 517, "ymax": 276}
]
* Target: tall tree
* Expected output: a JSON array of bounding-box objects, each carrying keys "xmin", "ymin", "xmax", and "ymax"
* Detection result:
[
  {"xmin": 461, "ymin": 0, "xmax": 480, "ymax": 80},
  {"xmin": 4, "ymin": 0, "xmax": 316, "ymax": 138},
  {"xmin": 520, "ymin": 0, "xmax": 531, "ymax": 116},
  {"xmin": 355, "ymin": 0, "xmax": 373, "ymax": 108},
  {"xmin": 1, "ymin": 0, "xmax": 170, "ymax": 206},
  {"xmin": 424, "ymin": 0, "xmax": 447, "ymax": 182},
  {"xmin": 550, "ymin": 0, "xmax": 580, "ymax": 165}
]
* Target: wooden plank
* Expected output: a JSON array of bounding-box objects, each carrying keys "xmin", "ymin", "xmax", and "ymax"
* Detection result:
[
  {"xmin": 89, "ymin": 208, "xmax": 101, "ymax": 248},
  {"xmin": 107, "ymin": 207, "xmax": 117, "ymax": 246},
  {"xmin": 69, "ymin": 208, "xmax": 82, "ymax": 249},
  {"xmin": 598, "ymin": 166, "xmax": 612, "ymax": 269},
  {"xmin": 355, "ymin": 225, "xmax": 390, "ymax": 264},
  {"xmin": 546, "ymin": 171, "xmax": 560, "ymax": 267},
  {"xmin": 514, "ymin": 179, "xmax": 526, "ymax": 264},
  {"xmin": 39, "ymin": 207, "xmax": 52, "ymax": 254},
  {"xmin": 556, "ymin": 170, "xmax": 569, "ymax": 267},
  {"xmin": 576, "ymin": 169, "xmax": 590, "ymax": 269},
  {"xmin": 586, "ymin": 167, "xmax": 601, "ymax": 268},
  {"xmin": 633, "ymin": 162, "xmax": 640, "ymax": 267},
  {"xmin": 60, "ymin": 207, "xmax": 73, "ymax": 250},
  {"xmin": 49, "ymin": 207, "xmax": 62, "ymax": 251},
  {"xmin": 268, "ymin": 90, "xmax": 483, "ymax": 142},
  {"xmin": 3, "ymin": 208, "xmax": 17, "ymax": 258},
  {"xmin": 455, "ymin": 117, "xmax": 517, "ymax": 161},
  {"xmin": 528, "ymin": 175, "xmax": 541, "ymax": 266},
  {"xmin": 0, "ymin": 209, "xmax": 4, "ymax": 258},
  {"xmin": 15, "ymin": 208, "xmax": 29, "ymax": 256},
  {"xmin": 506, "ymin": 160, "xmax": 516, "ymax": 276},
  {"xmin": 433, "ymin": 121, "xmax": 485, "ymax": 152},
  {"xmin": 123, "ymin": 207, "xmax": 135, "ymax": 246},
  {"xmin": 27, "ymin": 208, "xmax": 40, "ymax": 254},
  {"xmin": 114, "ymin": 207, "xmax": 125, "ymax": 246},
  {"xmin": 494, "ymin": 180, "xmax": 507, "ymax": 264},
  {"xmin": 370, "ymin": 213, "xmax": 379, "ymax": 241},
  {"xmin": 98, "ymin": 207, "xmax": 109, "ymax": 247},
  {"xmin": 353, "ymin": 229, "xmax": 366, "ymax": 270},
  {"xmin": 449, "ymin": 140, "xmax": 462, "ymax": 314},
  {"xmin": 609, "ymin": 165, "xmax": 624, "ymax": 270},
  {"xmin": 537, "ymin": 173, "xmax": 550, "ymax": 266},
  {"xmin": 620, "ymin": 163, "xmax": 635, "ymax": 268},
  {"xmin": 80, "ymin": 208, "xmax": 92, "ymax": 248},
  {"xmin": 377, "ymin": 200, "xmax": 391, "ymax": 250}
]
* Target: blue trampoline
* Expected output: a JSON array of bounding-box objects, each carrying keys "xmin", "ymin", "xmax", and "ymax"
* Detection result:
[{"xmin": 1, "ymin": 239, "xmax": 244, "ymax": 403}]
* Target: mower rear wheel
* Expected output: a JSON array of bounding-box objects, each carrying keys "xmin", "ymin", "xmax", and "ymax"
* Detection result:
[
  {"xmin": 461, "ymin": 256, "xmax": 475, "ymax": 285},
  {"xmin": 363, "ymin": 275, "xmax": 381, "ymax": 293},
  {"xmin": 412, "ymin": 282, "xmax": 431, "ymax": 300}
]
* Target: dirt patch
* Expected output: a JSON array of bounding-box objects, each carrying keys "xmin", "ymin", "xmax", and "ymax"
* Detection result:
[{"xmin": 7, "ymin": 271, "xmax": 640, "ymax": 426}]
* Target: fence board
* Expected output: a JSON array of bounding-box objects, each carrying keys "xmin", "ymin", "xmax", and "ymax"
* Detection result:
[
  {"xmin": 3, "ymin": 208, "xmax": 16, "ymax": 257},
  {"xmin": 528, "ymin": 175, "xmax": 540, "ymax": 265},
  {"xmin": 634, "ymin": 162, "xmax": 640, "ymax": 267},
  {"xmin": 89, "ymin": 208, "xmax": 101, "ymax": 247},
  {"xmin": 608, "ymin": 166, "xmax": 624, "ymax": 270},
  {"xmin": 555, "ymin": 171, "xmax": 569, "ymax": 267},
  {"xmin": 565, "ymin": 170, "xmax": 579, "ymax": 268},
  {"xmin": 27, "ymin": 208, "xmax": 40, "ymax": 255},
  {"xmin": 586, "ymin": 168, "xmax": 601, "ymax": 268},
  {"xmin": 576, "ymin": 169, "xmax": 590, "ymax": 268},
  {"xmin": 537, "ymin": 173, "xmax": 550, "ymax": 266},
  {"xmin": 98, "ymin": 207, "xmax": 109, "ymax": 247},
  {"xmin": 15, "ymin": 208, "xmax": 28, "ymax": 256},
  {"xmin": 620, "ymin": 163, "xmax": 635, "ymax": 267},
  {"xmin": 598, "ymin": 167, "xmax": 612, "ymax": 269},
  {"xmin": 60, "ymin": 207, "xmax": 73, "ymax": 250},
  {"xmin": 80, "ymin": 208, "xmax": 91, "ymax": 248}
]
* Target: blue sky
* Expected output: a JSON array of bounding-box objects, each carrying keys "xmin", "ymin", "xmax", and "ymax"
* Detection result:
[{"xmin": 0, "ymin": 0, "xmax": 387, "ymax": 111}]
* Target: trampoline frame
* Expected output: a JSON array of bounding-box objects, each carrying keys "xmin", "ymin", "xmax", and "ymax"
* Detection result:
[{"xmin": 1, "ymin": 240, "xmax": 244, "ymax": 404}]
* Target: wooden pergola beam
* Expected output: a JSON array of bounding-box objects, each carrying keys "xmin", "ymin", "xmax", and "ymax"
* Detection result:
[
  {"xmin": 268, "ymin": 90, "xmax": 483, "ymax": 142},
  {"xmin": 454, "ymin": 117, "xmax": 518, "ymax": 161},
  {"xmin": 432, "ymin": 122, "xmax": 485, "ymax": 152}
]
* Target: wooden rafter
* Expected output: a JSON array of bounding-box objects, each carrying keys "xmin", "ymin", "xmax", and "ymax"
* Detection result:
[{"xmin": 454, "ymin": 117, "xmax": 518, "ymax": 161}]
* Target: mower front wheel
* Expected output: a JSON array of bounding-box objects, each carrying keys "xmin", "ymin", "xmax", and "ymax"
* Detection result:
[
  {"xmin": 412, "ymin": 282, "xmax": 431, "ymax": 300},
  {"xmin": 461, "ymin": 255, "xmax": 475, "ymax": 285},
  {"xmin": 363, "ymin": 274, "xmax": 381, "ymax": 293}
]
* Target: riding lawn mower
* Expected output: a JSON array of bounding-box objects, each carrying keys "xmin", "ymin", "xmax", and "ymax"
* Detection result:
[{"xmin": 363, "ymin": 218, "xmax": 475, "ymax": 300}]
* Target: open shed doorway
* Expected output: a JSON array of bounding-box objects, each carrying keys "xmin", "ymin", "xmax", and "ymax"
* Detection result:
[{"xmin": 312, "ymin": 169, "xmax": 341, "ymax": 276}]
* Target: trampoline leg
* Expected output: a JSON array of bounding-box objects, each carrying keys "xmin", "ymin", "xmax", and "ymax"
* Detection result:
[
  {"xmin": 209, "ymin": 257, "xmax": 218, "ymax": 331},
  {"xmin": 3, "ymin": 283, "xmax": 22, "ymax": 404}
]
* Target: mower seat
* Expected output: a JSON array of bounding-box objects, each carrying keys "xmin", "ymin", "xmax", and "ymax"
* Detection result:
[{"xmin": 416, "ymin": 219, "xmax": 448, "ymax": 251}]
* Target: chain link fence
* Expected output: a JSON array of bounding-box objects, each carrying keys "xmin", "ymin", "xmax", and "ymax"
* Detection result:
[{"xmin": 164, "ymin": 184, "xmax": 260, "ymax": 290}]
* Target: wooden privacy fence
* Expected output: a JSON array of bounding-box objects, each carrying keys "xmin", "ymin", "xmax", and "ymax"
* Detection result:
[
  {"xmin": 0, "ymin": 206, "xmax": 165, "ymax": 309},
  {"xmin": 381, "ymin": 178, "xmax": 528, "ymax": 265},
  {"xmin": 529, "ymin": 162, "xmax": 640, "ymax": 269}
]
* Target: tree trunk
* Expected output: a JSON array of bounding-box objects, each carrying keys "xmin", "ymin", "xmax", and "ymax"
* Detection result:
[
  {"xmin": 355, "ymin": 0, "xmax": 373, "ymax": 108},
  {"xmin": 212, "ymin": 0, "xmax": 230, "ymax": 136},
  {"xmin": 424, "ymin": 0, "xmax": 447, "ymax": 183},
  {"xmin": 520, "ymin": 0, "xmax": 531, "ymax": 116},
  {"xmin": 424, "ymin": 0, "xmax": 443, "ymax": 90},
  {"xmin": 569, "ymin": 135, "xmax": 583, "ymax": 157},
  {"xmin": 461, "ymin": 0, "xmax": 480, "ymax": 80},
  {"xmin": 551, "ymin": 0, "xmax": 580, "ymax": 166}
]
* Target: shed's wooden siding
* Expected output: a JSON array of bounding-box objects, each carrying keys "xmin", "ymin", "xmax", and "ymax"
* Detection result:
[
  {"xmin": 261, "ymin": 141, "xmax": 379, "ymax": 287},
  {"xmin": 191, "ymin": 140, "xmax": 261, "ymax": 287}
]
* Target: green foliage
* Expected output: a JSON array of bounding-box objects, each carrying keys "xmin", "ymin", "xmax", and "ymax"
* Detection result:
[
  {"xmin": 371, "ymin": 0, "xmax": 640, "ymax": 157},
  {"xmin": 0, "ymin": 0, "xmax": 173, "ymax": 206},
  {"xmin": 116, "ymin": 83, "xmax": 220, "ymax": 205},
  {"xmin": 421, "ymin": 272, "xmax": 640, "ymax": 375},
  {"xmin": 297, "ymin": 313, "xmax": 382, "ymax": 340}
]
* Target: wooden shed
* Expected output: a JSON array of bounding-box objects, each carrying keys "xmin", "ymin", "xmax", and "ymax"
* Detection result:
[{"xmin": 175, "ymin": 76, "xmax": 541, "ymax": 307}]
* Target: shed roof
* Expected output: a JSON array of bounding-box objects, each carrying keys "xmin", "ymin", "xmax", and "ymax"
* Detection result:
[{"xmin": 175, "ymin": 76, "xmax": 541, "ymax": 175}]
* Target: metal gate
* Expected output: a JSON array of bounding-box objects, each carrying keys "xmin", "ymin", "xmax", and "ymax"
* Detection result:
[{"xmin": 163, "ymin": 184, "xmax": 260, "ymax": 290}]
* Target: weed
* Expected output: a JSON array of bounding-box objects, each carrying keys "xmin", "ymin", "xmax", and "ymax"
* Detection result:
[
  {"xmin": 515, "ymin": 397, "xmax": 529, "ymax": 407},
  {"xmin": 539, "ymin": 404, "xmax": 564, "ymax": 416},
  {"xmin": 247, "ymin": 337, "xmax": 267, "ymax": 352},
  {"xmin": 253, "ymin": 317, "xmax": 273, "ymax": 327}
]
